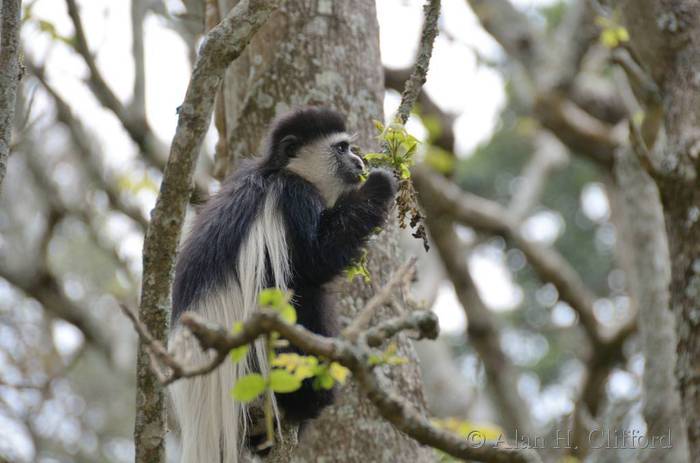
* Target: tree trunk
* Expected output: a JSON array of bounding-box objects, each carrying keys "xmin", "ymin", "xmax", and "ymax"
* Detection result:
[
  {"xmin": 618, "ymin": 1, "xmax": 700, "ymax": 459},
  {"xmin": 217, "ymin": 0, "xmax": 434, "ymax": 460},
  {"xmin": 612, "ymin": 150, "xmax": 689, "ymax": 463}
]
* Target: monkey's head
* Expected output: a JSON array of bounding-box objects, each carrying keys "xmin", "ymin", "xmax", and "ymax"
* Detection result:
[{"xmin": 263, "ymin": 107, "xmax": 366, "ymax": 205}]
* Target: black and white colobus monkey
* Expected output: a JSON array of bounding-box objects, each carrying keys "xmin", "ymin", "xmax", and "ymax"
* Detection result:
[{"xmin": 169, "ymin": 107, "xmax": 397, "ymax": 462}]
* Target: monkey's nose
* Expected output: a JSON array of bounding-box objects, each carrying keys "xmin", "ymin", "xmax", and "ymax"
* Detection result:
[{"xmin": 350, "ymin": 154, "xmax": 364, "ymax": 172}]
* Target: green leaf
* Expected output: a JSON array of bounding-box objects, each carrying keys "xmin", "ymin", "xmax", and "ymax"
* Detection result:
[
  {"xmin": 364, "ymin": 152, "xmax": 389, "ymax": 163},
  {"xmin": 329, "ymin": 362, "xmax": 350, "ymax": 384},
  {"xmin": 399, "ymin": 164, "xmax": 412, "ymax": 179},
  {"xmin": 259, "ymin": 288, "xmax": 285, "ymax": 308},
  {"xmin": 345, "ymin": 249, "xmax": 371, "ymax": 282},
  {"xmin": 230, "ymin": 345, "xmax": 249, "ymax": 363},
  {"xmin": 269, "ymin": 369, "xmax": 302, "ymax": 393},
  {"xmin": 314, "ymin": 371, "xmax": 335, "ymax": 390},
  {"xmin": 231, "ymin": 374, "xmax": 266, "ymax": 403},
  {"xmin": 230, "ymin": 322, "xmax": 249, "ymax": 363},
  {"xmin": 279, "ymin": 305, "xmax": 297, "ymax": 324},
  {"xmin": 373, "ymin": 119, "xmax": 385, "ymax": 133}
]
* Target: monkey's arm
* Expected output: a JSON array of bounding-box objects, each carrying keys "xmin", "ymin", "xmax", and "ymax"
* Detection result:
[{"xmin": 280, "ymin": 170, "xmax": 396, "ymax": 284}]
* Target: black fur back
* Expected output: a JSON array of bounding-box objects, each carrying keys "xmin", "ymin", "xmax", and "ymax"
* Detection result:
[{"xmin": 172, "ymin": 163, "xmax": 266, "ymax": 321}]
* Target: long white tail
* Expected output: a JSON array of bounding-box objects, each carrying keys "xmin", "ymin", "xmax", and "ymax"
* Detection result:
[{"xmin": 169, "ymin": 190, "xmax": 290, "ymax": 462}]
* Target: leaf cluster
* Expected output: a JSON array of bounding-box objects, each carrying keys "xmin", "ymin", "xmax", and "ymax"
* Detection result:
[
  {"xmin": 230, "ymin": 289, "xmax": 349, "ymax": 404},
  {"xmin": 365, "ymin": 120, "xmax": 429, "ymax": 250}
]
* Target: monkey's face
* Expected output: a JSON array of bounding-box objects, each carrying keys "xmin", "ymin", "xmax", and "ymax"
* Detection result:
[
  {"xmin": 328, "ymin": 134, "xmax": 365, "ymax": 185},
  {"xmin": 286, "ymin": 132, "xmax": 365, "ymax": 205}
]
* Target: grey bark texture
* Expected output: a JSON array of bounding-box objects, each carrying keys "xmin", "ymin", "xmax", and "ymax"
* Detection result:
[
  {"xmin": 217, "ymin": 0, "xmax": 435, "ymax": 461},
  {"xmin": 0, "ymin": 0, "xmax": 22, "ymax": 191},
  {"xmin": 617, "ymin": 2, "xmax": 700, "ymax": 458},
  {"xmin": 612, "ymin": 149, "xmax": 689, "ymax": 463}
]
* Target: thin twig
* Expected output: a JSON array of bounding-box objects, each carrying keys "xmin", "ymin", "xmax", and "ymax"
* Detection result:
[
  {"xmin": 396, "ymin": 0, "xmax": 441, "ymax": 124},
  {"xmin": 205, "ymin": 0, "xmax": 231, "ymax": 181},
  {"xmin": 342, "ymin": 257, "xmax": 418, "ymax": 341},
  {"xmin": 64, "ymin": 0, "xmax": 210, "ymax": 201}
]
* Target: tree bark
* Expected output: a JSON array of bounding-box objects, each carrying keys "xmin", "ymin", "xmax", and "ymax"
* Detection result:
[
  {"xmin": 0, "ymin": 0, "xmax": 22, "ymax": 191},
  {"xmin": 612, "ymin": 150, "xmax": 689, "ymax": 463},
  {"xmin": 218, "ymin": 0, "xmax": 434, "ymax": 460},
  {"xmin": 618, "ymin": 1, "xmax": 700, "ymax": 458}
]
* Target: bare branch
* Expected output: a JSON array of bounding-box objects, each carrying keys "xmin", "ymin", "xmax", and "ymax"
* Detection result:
[
  {"xmin": 0, "ymin": 0, "xmax": 22, "ymax": 189},
  {"xmin": 206, "ymin": 0, "xmax": 231, "ymax": 181},
  {"xmin": 65, "ymin": 0, "xmax": 127, "ymax": 124},
  {"xmin": 534, "ymin": 92, "xmax": 618, "ymax": 168},
  {"xmin": 64, "ymin": 0, "xmax": 211, "ymax": 200},
  {"xmin": 28, "ymin": 61, "xmax": 149, "ymax": 229},
  {"xmin": 123, "ymin": 302, "xmax": 540, "ymax": 463},
  {"xmin": 466, "ymin": 0, "xmax": 621, "ymax": 168},
  {"xmin": 426, "ymin": 215, "xmax": 533, "ymax": 433},
  {"xmin": 413, "ymin": 167, "xmax": 606, "ymax": 347},
  {"xmin": 384, "ymin": 67, "xmax": 457, "ymax": 152},
  {"xmin": 133, "ymin": 1, "xmax": 281, "ymax": 460},
  {"xmin": 130, "ymin": 0, "xmax": 148, "ymax": 121},
  {"xmin": 507, "ymin": 133, "xmax": 569, "ymax": 222},
  {"xmin": 466, "ymin": 0, "xmax": 538, "ymax": 72},
  {"xmin": 396, "ymin": 0, "xmax": 441, "ymax": 124}
]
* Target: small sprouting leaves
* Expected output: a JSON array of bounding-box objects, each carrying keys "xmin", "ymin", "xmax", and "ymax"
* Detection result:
[
  {"xmin": 431, "ymin": 417, "xmax": 503, "ymax": 441},
  {"xmin": 271, "ymin": 354, "xmax": 350, "ymax": 391},
  {"xmin": 230, "ymin": 321, "xmax": 249, "ymax": 363},
  {"xmin": 258, "ymin": 288, "xmax": 286, "ymax": 308},
  {"xmin": 367, "ymin": 120, "xmax": 420, "ymax": 179},
  {"xmin": 368, "ymin": 119, "xmax": 429, "ymax": 251},
  {"xmin": 269, "ymin": 369, "xmax": 302, "ymax": 393},
  {"xmin": 368, "ymin": 342, "xmax": 408, "ymax": 366},
  {"xmin": 345, "ymin": 249, "xmax": 371, "ymax": 283},
  {"xmin": 314, "ymin": 372, "xmax": 335, "ymax": 390},
  {"xmin": 272, "ymin": 353, "xmax": 318, "ymax": 380},
  {"xmin": 231, "ymin": 374, "xmax": 266, "ymax": 403},
  {"xmin": 258, "ymin": 288, "xmax": 297, "ymax": 324},
  {"xmin": 328, "ymin": 362, "xmax": 350, "ymax": 384},
  {"xmin": 595, "ymin": 16, "xmax": 629, "ymax": 49}
]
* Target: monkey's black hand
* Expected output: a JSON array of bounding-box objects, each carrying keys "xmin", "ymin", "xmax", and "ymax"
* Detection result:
[{"xmin": 361, "ymin": 169, "xmax": 398, "ymax": 206}]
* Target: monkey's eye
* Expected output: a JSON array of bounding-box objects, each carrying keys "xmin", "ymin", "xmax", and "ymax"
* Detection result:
[{"xmin": 334, "ymin": 141, "xmax": 350, "ymax": 153}]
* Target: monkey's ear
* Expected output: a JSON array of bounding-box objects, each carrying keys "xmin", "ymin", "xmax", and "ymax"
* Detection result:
[{"xmin": 279, "ymin": 135, "xmax": 300, "ymax": 158}]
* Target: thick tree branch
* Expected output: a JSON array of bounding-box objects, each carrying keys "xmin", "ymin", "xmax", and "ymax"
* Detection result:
[
  {"xmin": 133, "ymin": 1, "xmax": 280, "ymax": 461},
  {"xmin": 616, "ymin": 2, "xmax": 700, "ymax": 456},
  {"xmin": 124, "ymin": 303, "xmax": 540, "ymax": 463},
  {"xmin": 534, "ymin": 92, "xmax": 618, "ymax": 168},
  {"xmin": 427, "ymin": 216, "xmax": 533, "ymax": 433},
  {"xmin": 465, "ymin": 0, "xmax": 538, "ymax": 72},
  {"xmin": 414, "ymin": 167, "xmax": 606, "ymax": 347},
  {"xmin": 0, "ymin": 0, "xmax": 22, "ymax": 190},
  {"xmin": 507, "ymin": 133, "xmax": 568, "ymax": 222},
  {"xmin": 466, "ymin": 0, "xmax": 621, "ymax": 168}
]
